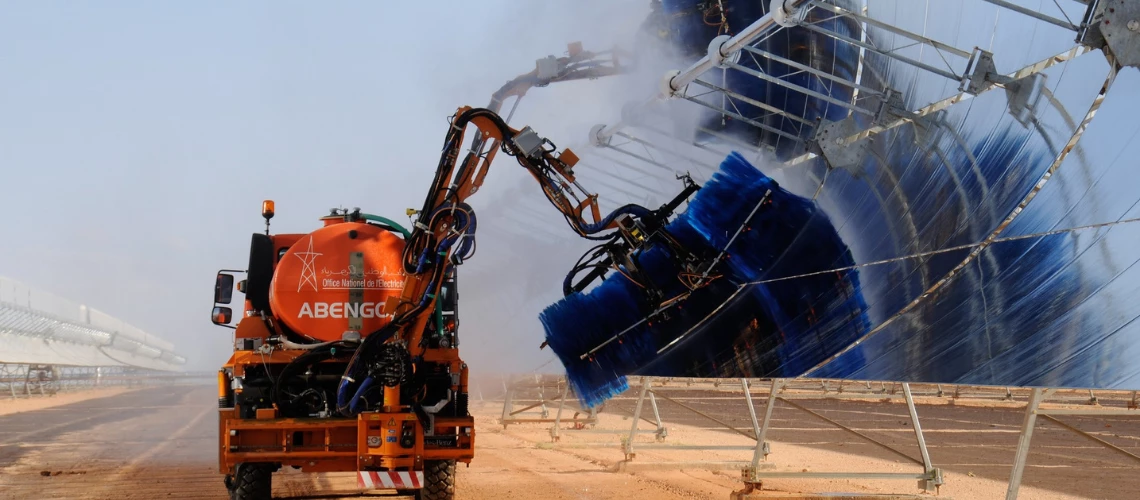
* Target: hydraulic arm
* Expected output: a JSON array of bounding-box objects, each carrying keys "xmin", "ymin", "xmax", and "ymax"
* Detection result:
[{"xmin": 335, "ymin": 106, "xmax": 710, "ymax": 418}]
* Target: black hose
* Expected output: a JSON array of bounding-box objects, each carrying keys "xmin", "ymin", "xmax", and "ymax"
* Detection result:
[{"xmin": 272, "ymin": 342, "xmax": 356, "ymax": 417}]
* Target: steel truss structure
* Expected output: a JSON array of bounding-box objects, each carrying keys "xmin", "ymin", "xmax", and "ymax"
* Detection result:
[
  {"xmin": 0, "ymin": 363, "xmax": 212, "ymax": 399},
  {"xmin": 513, "ymin": 0, "xmax": 1140, "ymax": 390},
  {"xmin": 582, "ymin": 0, "xmax": 1124, "ymax": 236},
  {"xmin": 497, "ymin": 374, "xmax": 600, "ymax": 431},
  {"xmin": 488, "ymin": 373, "xmax": 1138, "ymax": 499},
  {"xmin": 471, "ymin": 0, "xmax": 1140, "ymax": 393},
  {"xmin": 591, "ymin": 0, "xmax": 1128, "ymax": 160}
]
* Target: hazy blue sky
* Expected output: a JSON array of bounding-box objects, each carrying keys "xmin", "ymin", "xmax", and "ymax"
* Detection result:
[{"xmin": 0, "ymin": 1, "xmax": 653, "ymax": 372}]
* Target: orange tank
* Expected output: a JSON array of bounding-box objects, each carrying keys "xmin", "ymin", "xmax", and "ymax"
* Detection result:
[{"xmin": 269, "ymin": 219, "xmax": 407, "ymax": 342}]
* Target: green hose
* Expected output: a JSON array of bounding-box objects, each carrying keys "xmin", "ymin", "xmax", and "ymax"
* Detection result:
[{"xmin": 360, "ymin": 213, "xmax": 411, "ymax": 239}]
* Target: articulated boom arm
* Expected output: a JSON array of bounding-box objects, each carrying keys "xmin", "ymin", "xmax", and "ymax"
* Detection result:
[
  {"xmin": 485, "ymin": 43, "xmax": 629, "ymax": 118},
  {"xmin": 335, "ymin": 106, "xmax": 682, "ymax": 417},
  {"xmin": 392, "ymin": 106, "xmax": 641, "ymax": 356}
]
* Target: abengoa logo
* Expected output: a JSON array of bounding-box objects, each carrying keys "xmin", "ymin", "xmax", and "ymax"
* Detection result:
[{"xmin": 298, "ymin": 302, "xmax": 394, "ymax": 319}]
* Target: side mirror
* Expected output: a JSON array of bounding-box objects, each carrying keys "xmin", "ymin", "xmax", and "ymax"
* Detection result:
[
  {"xmin": 214, "ymin": 273, "xmax": 235, "ymax": 304},
  {"xmin": 212, "ymin": 306, "xmax": 233, "ymax": 325}
]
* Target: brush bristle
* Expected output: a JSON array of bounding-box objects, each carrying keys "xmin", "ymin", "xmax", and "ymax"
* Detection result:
[
  {"xmin": 541, "ymin": 151, "xmax": 870, "ymax": 407},
  {"xmin": 538, "ymin": 271, "xmax": 650, "ymax": 408}
]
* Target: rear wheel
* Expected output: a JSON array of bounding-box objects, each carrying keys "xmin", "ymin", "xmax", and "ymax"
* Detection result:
[
  {"xmin": 229, "ymin": 463, "xmax": 273, "ymax": 500},
  {"xmin": 417, "ymin": 460, "xmax": 456, "ymax": 500}
]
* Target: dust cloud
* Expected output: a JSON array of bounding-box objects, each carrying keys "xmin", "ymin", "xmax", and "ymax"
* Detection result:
[
  {"xmin": 454, "ymin": 2, "xmax": 656, "ymax": 378},
  {"xmin": 453, "ymin": 2, "xmax": 738, "ymax": 378}
]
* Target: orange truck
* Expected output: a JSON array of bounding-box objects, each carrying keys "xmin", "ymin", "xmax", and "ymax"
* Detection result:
[
  {"xmin": 209, "ymin": 105, "xmax": 669, "ymax": 500},
  {"xmin": 212, "ymin": 202, "xmax": 469, "ymax": 500}
]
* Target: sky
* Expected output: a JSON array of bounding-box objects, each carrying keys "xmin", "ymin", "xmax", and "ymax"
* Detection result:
[{"xmin": 0, "ymin": 1, "xmax": 656, "ymax": 373}]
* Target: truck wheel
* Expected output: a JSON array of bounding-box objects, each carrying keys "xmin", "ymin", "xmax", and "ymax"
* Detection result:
[
  {"xmin": 230, "ymin": 463, "xmax": 273, "ymax": 500},
  {"xmin": 417, "ymin": 460, "xmax": 456, "ymax": 500}
]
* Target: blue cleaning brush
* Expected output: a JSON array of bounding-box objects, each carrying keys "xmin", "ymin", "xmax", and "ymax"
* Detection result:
[{"xmin": 540, "ymin": 151, "xmax": 871, "ymax": 408}]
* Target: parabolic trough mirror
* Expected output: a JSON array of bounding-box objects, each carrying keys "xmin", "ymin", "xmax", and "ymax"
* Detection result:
[
  {"xmin": 0, "ymin": 276, "xmax": 186, "ymax": 371},
  {"xmin": 469, "ymin": 0, "xmax": 1140, "ymax": 406}
]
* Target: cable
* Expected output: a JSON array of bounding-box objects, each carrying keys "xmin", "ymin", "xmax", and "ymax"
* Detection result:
[{"xmin": 743, "ymin": 215, "xmax": 1140, "ymax": 287}]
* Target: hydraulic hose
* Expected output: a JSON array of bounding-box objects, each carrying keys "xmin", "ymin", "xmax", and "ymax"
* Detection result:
[
  {"xmin": 279, "ymin": 337, "xmax": 339, "ymax": 350},
  {"xmin": 273, "ymin": 342, "xmax": 355, "ymax": 417},
  {"xmin": 336, "ymin": 322, "xmax": 400, "ymax": 415},
  {"xmin": 348, "ymin": 376, "xmax": 375, "ymax": 414},
  {"xmin": 361, "ymin": 213, "xmax": 411, "ymax": 239}
]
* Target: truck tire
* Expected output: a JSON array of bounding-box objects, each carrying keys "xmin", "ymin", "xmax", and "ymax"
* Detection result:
[
  {"xmin": 230, "ymin": 463, "xmax": 273, "ymax": 500},
  {"xmin": 417, "ymin": 460, "xmax": 455, "ymax": 500}
]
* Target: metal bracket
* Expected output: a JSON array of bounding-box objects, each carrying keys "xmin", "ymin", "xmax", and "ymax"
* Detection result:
[
  {"xmin": 1077, "ymin": 0, "xmax": 1108, "ymax": 50},
  {"xmin": 961, "ymin": 48, "xmax": 1012, "ymax": 95},
  {"xmin": 771, "ymin": 0, "xmax": 808, "ymax": 27},
  {"xmin": 919, "ymin": 467, "xmax": 945, "ymax": 493},
  {"xmin": 810, "ymin": 87, "xmax": 904, "ymax": 169},
  {"xmin": 1097, "ymin": 0, "xmax": 1140, "ymax": 68},
  {"xmin": 536, "ymin": 55, "xmax": 560, "ymax": 82},
  {"xmin": 874, "ymin": 88, "xmax": 908, "ymax": 126},
  {"xmin": 1004, "ymin": 72, "xmax": 1048, "ymax": 127},
  {"xmin": 813, "ymin": 115, "xmax": 871, "ymax": 171}
]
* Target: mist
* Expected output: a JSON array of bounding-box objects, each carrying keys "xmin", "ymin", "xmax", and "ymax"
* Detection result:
[{"xmin": 0, "ymin": 1, "xmax": 658, "ymax": 373}]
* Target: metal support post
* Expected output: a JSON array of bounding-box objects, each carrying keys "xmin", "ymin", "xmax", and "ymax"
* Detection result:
[
  {"xmin": 550, "ymin": 381, "xmax": 570, "ymax": 441},
  {"xmin": 500, "ymin": 376, "xmax": 515, "ymax": 429},
  {"xmin": 903, "ymin": 383, "xmax": 942, "ymax": 492},
  {"xmin": 537, "ymin": 376, "xmax": 549, "ymax": 418},
  {"xmin": 749, "ymin": 378, "xmax": 942, "ymax": 492},
  {"xmin": 744, "ymin": 378, "xmax": 773, "ymax": 481},
  {"xmin": 755, "ymin": 379, "xmax": 780, "ymax": 468},
  {"xmin": 624, "ymin": 378, "xmax": 651, "ymax": 460},
  {"xmin": 648, "ymin": 390, "xmax": 666, "ymax": 441},
  {"xmin": 1005, "ymin": 387, "xmax": 1045, "ymax": 500}
]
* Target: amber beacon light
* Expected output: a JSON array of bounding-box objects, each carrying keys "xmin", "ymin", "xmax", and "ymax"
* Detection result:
[{"xmin": 262, "ymin": 200, "xmax": 275, "ymax": 234}]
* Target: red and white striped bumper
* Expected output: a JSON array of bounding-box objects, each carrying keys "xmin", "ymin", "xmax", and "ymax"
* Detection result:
[{"xmin": 358, "ymin": 470, "xmax": 424, "ymax": 490}]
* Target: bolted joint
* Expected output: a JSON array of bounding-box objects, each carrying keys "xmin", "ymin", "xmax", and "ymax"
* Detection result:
[
  {"xmin": 707, "ymin": 34, "xmax": 741, "ymax": 69},
  {"xmin": 771, "ymin": 0, "xmax": 807, "ymax": 28},
  {"xmin": 1092, "ymin": 0, "xmax": 1140, "ymax": 68},
  {"xmin": 659, "ymin": 69, "xmax": 683, "ymax": 97}
]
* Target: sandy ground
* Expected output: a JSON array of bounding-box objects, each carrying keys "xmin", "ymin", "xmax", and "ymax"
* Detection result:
[
  {"xmin": 0, "ymin": 383, "xmax": 1136, "ymax": 499},
  {"xmin": 0, "ymin": 387, "xmax": 139, "ymax": 417}
]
